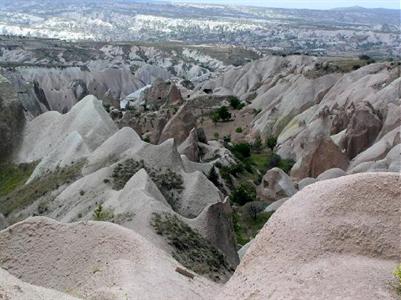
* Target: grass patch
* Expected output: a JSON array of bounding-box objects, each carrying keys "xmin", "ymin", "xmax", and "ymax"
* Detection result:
[
  {"xmin": 0, "ymin": 161, "xmax": 85, "ymax": 217},
  {"xmin": 151, "ymin": 212, "xmax": 232, "ymax": 281},
  {"xmin": 0, "ymin": 162, "xmax": 37, "ymax": 198},
  {"xmin": 249, "ymin": 151, "xmax": 272, "ymax": 174}
]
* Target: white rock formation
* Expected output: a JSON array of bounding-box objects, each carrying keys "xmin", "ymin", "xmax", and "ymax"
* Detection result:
[{"xmin": 14, "ymin": 95, "xmax": 118, "ymax": 164}]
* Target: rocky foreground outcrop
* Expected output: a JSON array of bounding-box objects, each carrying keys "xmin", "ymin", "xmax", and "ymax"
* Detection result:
[
  {"xmin": 1, "ymin": 173, "xmax": 399, "ymax": 300},
  {"xmin": 0, "ymin": 217, "xmax": 219, "ymax": 300},
  {"xmin": 218, "ymin": 173, "xmax": 401, "ymax": 300},
  {"xmin": 0, "ymin": 267, "xmax": 79, "ymax": 300}
]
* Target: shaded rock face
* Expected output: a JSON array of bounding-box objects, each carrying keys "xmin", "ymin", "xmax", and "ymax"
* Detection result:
[
  {"xmin": 191, "ymin": 200, "xmax": 240, "ymax": 268},
  {"xmin": 70, "ymin": 79, "xmax": 89, "ymax": 102},
  {"xmin": 178, "ymin": 128, "xmax": 200, "ymax": 162},
  {"xmin": 308, "ymin": 138, "xmax": 349, "ymax": 178},
  {"xmin": 218, "ymin": 173, "xmax": 401, "ymax": 300},
  {"xmin": 117, "ymin": 80, "xmax": 187, "ymax": 144},
  {"xmin": 196, "ymin": 128, "xmax": 208, "ymax": 144},
  {"xmin": 143, "ymin": 79, "xmax": 183, "ymax": 109},
  {"xmin": 118, "ymin": 109, "xmax": 171, "ymax": 143},
  {"xmin": 159, "ymin": 104, "xmax": 197, "ymax": 144},
  {"xmin": 33, "ymin": 80, "xmax": 51, "ymax": 111},
  {"xmin": 258, "ymin": 167, "xmax": 297, "ymax": 202},
  {"xmin": 342, "ymin": 102, "xmax": 383, "ymax": 159},
  {"xmin": 0, "ymin": 69, "xmax": 45, "ymax": 119},
  {"xmin": 0, "ymin": 75, "xmax": 25, "ymax": 161},
  {"xmin": 0, "ymin": 213, "xmax": 8, "ymax": 230},
  {"xmin": 291, "ymin": 135, "xmax": 349, "ymax": 180}
]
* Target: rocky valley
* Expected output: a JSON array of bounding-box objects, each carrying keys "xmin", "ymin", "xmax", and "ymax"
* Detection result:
[
  {"xmin": 0, "ymin": 0, "xmax": 400, "ymax": 57},
  {"xmin": 0, "ymin": 1, "xmax": 400, "ymax": 300}
]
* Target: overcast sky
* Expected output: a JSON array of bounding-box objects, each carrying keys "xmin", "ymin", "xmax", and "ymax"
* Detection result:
[{"xmin": 171, "ymin": 0, "xmax": 400, "ymax": 9}]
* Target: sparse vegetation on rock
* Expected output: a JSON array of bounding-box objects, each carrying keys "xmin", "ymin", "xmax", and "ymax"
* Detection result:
[
  {"xmin": 0, "ymin": 160, "xmax": 85, "ymax": 217},
  {"xmin": 0, "ymin": 162, "xmax": 37, "ymax": 198},
  {"xmin": 393, "ymin": 264, "xmax": 401, "ymax": 294},
  {"xmin": 111, "ymin": 159, "xmax": 184, "ymax": 209},
  {"xmin": 93, "ymin": 204, "xmax": 114, "ymax": 221},
  {"xmin": 151, "ymin": 212, "xmax": 232, "ymax": 281}
]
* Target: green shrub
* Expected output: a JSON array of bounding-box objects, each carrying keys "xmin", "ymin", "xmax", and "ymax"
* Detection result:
[
  {"xmin": 230, "ymin": 182, "xmax": 257, "ymax": 205},
  {"xmin": 229, "ymin": 96, "xmax": 244, "ymax": 110},
  {"xmin": 211, "ymin": 111, "xmax": 220, "ymax": 124},
  {"xmin": 235, "ymin": 127, "xmax": 243, "ymax": 133},
  {"xmin": 278, "ymin": 158, "xmax": 295, "ymax": 174},
  {"xmin": 266, "ymin": 136, "xmax": 277, "ymax": 150},
  {"xmin": 112, "ymin": 159, "xmax": 145, "ymax": 190},
  {"xmin": 211, "ymin": 106, "xmax": 232, "ymax": 123},
  {"xmin": 219, "ymin": 163, "xmax": 244, "ymax": 180},
  {"xmin": 223, "ymin": 135, "xmax": 231, "ymax": 145},
  {"xmin": 219, "ymin": 106, "xmax": 232, "ymax": 121},
  {"xmin": 93, "ymin": 204, "xmax": 114, "ymax": 221},
  {"xmin": 231, "ymin": 143, "xmax": 251, "ymax": 159},
  {"xmin": 252, "ymin": 134, "xmax": 263, "ymax": 153},
  {"xmin": 242, "ymin": 201, "xmax": 267, "ymax": 220},
  {"xmin": 151, "ymin": 213, "xmax": 232, "ymax": 281},
  {"xmin": 267, "ymin": 153, "xmax": 295, "ymax": 174}
]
